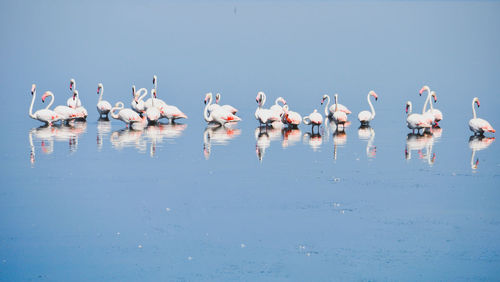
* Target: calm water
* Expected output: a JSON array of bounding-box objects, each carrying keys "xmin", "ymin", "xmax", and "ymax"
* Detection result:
[{"xmin": 1, "ymin": 0, "xmax": 500, "ymax": 280}]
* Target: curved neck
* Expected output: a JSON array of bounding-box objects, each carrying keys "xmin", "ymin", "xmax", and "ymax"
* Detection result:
[
  {"xmin": 261, "ymin": 93, "xmax": 266, "ymax": 107},
  {"xmin": 303, "ymin": 116, "xmax": 311, "ymax": 125},
  {"xmin": 472, "ymin": 99, "xmax": 477, "ymax": 119},
  {"xmin": 204, "ymin": 96, "xmax": 213, "ymax": 122},
  {"xmin": 422, "ymin": 92, "xmax": 431, "ymax": 113},
  {"xmin": 275, "ymin": 97, "xmax": 284, "ymax": 107},
  {"xmin": 29, "ymin": 89, "xmax": 36, "ymax": 119},
  {"xmin": 138, "ymin": 88, "xmax": 148, "ymax": 101},
  {"xmin": 323, "ymin": 95, "xmax": 330, "ymax": 116},
  {"xmin": 98, "ymin": 87, "xmax": 104, "ymax": 102},
  {"xmin": 110, "ymin": 103, "xmax": 123, "ymax": 119},
  {"xmin": 45, "ymin": 93, "xmax": 55, "ymax": 109},
  {"xmin": 367, "ymin": 93, "xmax": 375, "ymax": 119}
]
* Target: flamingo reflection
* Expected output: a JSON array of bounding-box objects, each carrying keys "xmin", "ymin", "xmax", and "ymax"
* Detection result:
[
  {"xmin": 203, "ymin": 125, "xmax": 241, "ymax": 160},
  {"xmin": 282, "ymin": 128, "xmax": 301, "ymax": 148},
  {"xmin": 110, "ymin": 128, "xmax": 147, "ymax": 153},
  {"xmin": 358, "ymin": 126, "xmax": 376, "ymax": 158},
  {"xmin": 405, "ymin": 133, "xmax": 436, "ymax": 165},
  {"xmin": 144, "ymin": 123, "xmax": 187, "ymax": 157},
  {"xmin": 303, "ymin": 131, "xmax": 322, "ymax": 152},
  {"xmin": 97, "ymin": 118, "xmax": 111, "ymax": 151},
  {"xmin": 469, "ymin": 135, "xmax": 495, "ymax": 169},
  {"xmin": 255, "ymin": 126, "xmax": 282, "ymax": 161},
  {"xmin": 333, "ymin": 129, "xmax": 347, "ymax": 160}
]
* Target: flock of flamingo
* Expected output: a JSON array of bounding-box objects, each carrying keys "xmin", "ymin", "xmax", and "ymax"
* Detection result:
[{"xmin": 28, "ymin": 75, "xmax": 496, "ymax": 167}]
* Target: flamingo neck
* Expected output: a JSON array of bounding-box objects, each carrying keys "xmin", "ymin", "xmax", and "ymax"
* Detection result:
[
  {"xmin": 422, "ymin": 92, "xmax": 431, "ymax": 113},
  {"xmin": 151, "ymin": 89, "xmax": 156, "ymax": 107},
  {"xmin": 138, "ymin": 88, "xmax": 148, "ymax": 102},
  {"xmin": 472, "ymin": 99, "xmax": 477, "ymax": 119},
  {"xmin": 323, "ymin": 95, "xmax": 330, "ymax": 116},
  {"xmin": 29, "ymin": 89, "xmax": 36, "ymax": 119},
  {"xmin": 261, "ymin": 93, "xmax": 266, "ymax": 107},
  {"xmin": 334, "ymin": 95, "xmax": 339, "ymax": 112},
  {"xmin": 367, "ymin": 93, "xmax": 375, "ymax": 120},
  {"xmin": 98, "ymin": 86, "xmax": 104, "ymax": 103},
  {"xmin": 275, "ymin": 97, "xmax": 284, "ymax": 107},
  {"xmin": 204, "ymin": 96, "xmax": 213, "ymax": 122},
  {"xmin": 44, "ymin": 93, "xmax": 55, "ymax": 110},
  {"xmin": 110, "ymin": 103, "xmax": 123, "ymax": 119},
  {"xmin": 407, "ymin": 102, "xmax": 412, "ymax": 114}
]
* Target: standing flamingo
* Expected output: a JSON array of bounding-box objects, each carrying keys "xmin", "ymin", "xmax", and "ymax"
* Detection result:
[
  {"xmin": 420, "ymin": 85, "xmax": 443, "ymax": 126},
  {"xmin": 270, "ymin": 97, "xmax": 287, "ymax": 116},
  {"xmin": 357, "ymin": 90, "xmax": 378, "ymax": 125},
  {"xmin": 71, "ymin": 90, "xmax": 88, "ymax": 120},
  {"xmin": 156, "ymin": 88, "xmax": 188, "ymax": 123},
  {"xmin": 145, "ymin": 89, "xmax": 161, "ymax": 123},
  {"xmin": 144, "ymin": 75, "xmax": 166, "ymax": 110},
  {"xmin": 28, "ymin": 84, "xmax": 61, "ymax": 125},
  {"xmin": 215, "ymin": 93, "xmax": 238, "ymax": 114},
  {"xmin": 41, "ymin": 91, "xmax": 80, "ymax": 122},
  {"xmin": 204, "ymin": 93, "xmax": 241, "ymax": 126},
  {"xmin": 131, "ymin": 85, "xmax": 148, "ymax": 114},
  {"xmin": 406, "ymin": 101, "xmax": 431, "ymax": 133},
  {"xmin": 303, "ymin": 109, "xmax": 323, "ymax": 132},
  {"xmin": 110, "ymin": 102, "xmax": 145, "ymax": 126},
  {"xmin": 255, "ymin": 92, "xmax": 280, "ymax": 127},
  {"xmin": 469, "ymin": 97, "xmax": 495, "ymax": 135},
  {"xmin": 96, "ymin": 83, "xmax": 112, "ymax": 118},
  {"xmin": 332, "ymin": 94, "xmax": 348, "ymax": 130},
  {"xmin": 67, "ymin": 78, "xmax": 82, "ymax": 108},
  {"xmin": 321, "ymin": 94, "xmax": 351, "ymax": 118}
]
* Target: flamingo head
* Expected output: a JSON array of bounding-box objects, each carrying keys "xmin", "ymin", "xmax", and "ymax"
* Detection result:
[
  {"xmin": 204, "ymin": 92, "xmax": 212, "ymax": 104},
  {"xmin": 73, "ymin": 90, "xmax": 78, "ymax": 100},
  {"xmin": 97, "ymin": 83, "xmax": 103, "ymax": 95},
  {"xmin": 256, "ymin": 92, "xmax": 264, "ymax": 104},
  {"xmin": 431, "ymin": 91, "xmax": 437, "ymax": 103},
  {"xmin": 321, "ymin": 94, "xmax": 328, "ymax": 105},
  {"xmin": 153, "ymin": 89, "xmax": 157, "ymax": 98},
  {"xmin": 41, "ymin": 91, "xmax": 51, "ymax": 102},
  {"xmin": 31, "ymin": 84, "xmax": 36, "ymax": 95},
  {"xmin": 370, "ymin": 91, "xmax": 378, "ymax": 101},
  {"xmin": 215, "ymin": 93, "xmax": 221, "ymax": 104},
  {"xmin": 69, "ymin": 78, "xmax": 75, "ymax": 91},
  {"xmin": 419, "ymin": 85, "xmax": 429, "ymax": 96},
  {"xmin": 405, "ymin": 103, "xmax": 409, "ymax": 114},
  {"xmin": 153, "ymin": 75, "xmax": 157, "ymax": 86},
  {"xmin": 474, "ymin": 97, "xmax": 480, "ymax": 107}
]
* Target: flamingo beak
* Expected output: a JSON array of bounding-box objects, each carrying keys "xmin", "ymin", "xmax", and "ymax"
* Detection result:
[
  {"xmin": 477, "ymin": 101, "xmax": 480, "ymax": 107},
  {"xmin": 70, "ymin": 83, "xmax": 73, "ymax": 91},
  {"xmin": 204, "ymin": 98, "xmax": 207, "ymax": 104},
  {"xmin": 405, "ymin": 106, "xmax": 408, "ymax": 113},
  {"xmin": 433, "ymin": 96, "xmax": 437, "ymax": 103},
  {"xmin": 419, "ymin": 88, "xmax": 425, "ymax": 96},
  {"xmin": 97, "ymin": 88, "xmax": 100, "ymax": 94}
]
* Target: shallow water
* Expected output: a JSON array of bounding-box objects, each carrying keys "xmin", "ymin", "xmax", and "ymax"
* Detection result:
[{"xmin": 1, "ymin": 0, "xmax": 500, "ymax": 280}]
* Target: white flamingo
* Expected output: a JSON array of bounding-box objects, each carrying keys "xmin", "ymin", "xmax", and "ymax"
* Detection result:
[
  {"xmin": 145, "ymin": 89, "xmax": 161, "ymax": 123},
  {"xmin": 321, "ymin": 94, "xmax": 351, "ymax": 118},
  {"xmin": 303, "ymin": 109, "xmax": 323, "ymax": 131},
  {"xmin": 71, "ymin": 90, "xmax": 88, "ymax": 120},
  {"xmin": 469, "ymin": 97, "xmax": 495, "ymax": 135},
  {"xmin": 357, "ymin": 90, "xmax": 378, "ymax": 124},
  {"xmin": 281, "ymin": 105, "xmax": 302, "ymax": 127},
  {"xmin": 156, "ymin": 88, "xmax": 188, "ymax": 123},
  {"xmin": 28, "ymin": 84, "xmax": 61, "ymax": 125},
  {"xmin": 110, "ymin": 102, "xmax": 145, "ymax": 126},
  {"xmin": 67, "ymin": 78, "xmax": 82, "ymax": 108},
  {"xmin": 96, "ymin": 83, "xmax": 112, "ymax": 118},
  {"xmin": 420, "ymin": 85, "xmax": 443, "ymax": 126},
  {"xmin": 215, "ymin": 93, "xmax": 238, "ymax": 114},
  {"xmin": 41, "ymin": 91, "xmax": 80, "ymax": 122},
  {"xmin": 332, "ymin": 94, "xmax": 347, "ymax": 129},
  {"xmin": 270, "ymin": 97, "xmax": 287, "ymax": 116},
  {"xmin": 255, "ymin": 91, "xmax": 280, "ymax": 127},
  {"xmin": 131, "ymin": 85, "xmax": 148, "ymax": 114},
  {"xmin": 204, "ymin": 93, "xmax": 241, "ymax": 126},
  {"xmin": 144, "ymin": 75, "xmax": 166, "ymax": 110},
  {"xmin": 406, "ymin": 101, "xmax": 431, "ymax": 133}
]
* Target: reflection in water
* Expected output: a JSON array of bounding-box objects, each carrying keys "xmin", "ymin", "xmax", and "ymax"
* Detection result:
[
  {"xmin": 110, "ymin": 123, "xmax": 186, "ymax": 156},
  {"xmin": 358, "ymin": 126, "xmax": 376, "ymax": 158},
  {"xmin": 469, "ymin": 135, "xmax": 495, "ymax": 169},
  {"xmin": 28, "ymin": 122, "xmax": 88, "ymax": 162},
  {"xmin": 333, "ymin": 130, "xmax": 347, "ymax": 160},
  {"xmin": 255, "ymin": 126, "xmax": 282, "ymax": 161},
  {"xmin": 282, "ymin": 128, "xmax": 301, "ymax": 148},
  {"xmin": 203, "ymin": 125, "xmax": 241, "ymax": 160},
  {"xmin": 97, "ymin": 118, "xmax": 111, "ymax": 151},
  {"xmin": 303, "ymin": 132, "xmax": 322, "ymax": 152},
  {"xmin": 405, "ymin": 133, "xmax": 436, "ymax": 165}
]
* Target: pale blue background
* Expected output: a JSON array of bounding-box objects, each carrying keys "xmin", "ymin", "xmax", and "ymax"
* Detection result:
[{"xmin": 1, "ymin": 0, "xmax": 499, "ymax": 280}]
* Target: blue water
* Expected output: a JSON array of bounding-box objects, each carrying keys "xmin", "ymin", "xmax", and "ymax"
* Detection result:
[{"xmin": 1, "ymin": 0, "xmax": 500, "ymax": 280}]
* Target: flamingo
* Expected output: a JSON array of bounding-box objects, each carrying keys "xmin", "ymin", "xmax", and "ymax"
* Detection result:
[
  {"xmin": 419, "ymin": 88, "xmax": 437, "ymax": 126},
  {"xmin": 280, "ymin": 105, "xmax": 301, "ymax": 128},
  {"xmin": 204, "ymin": 92, "xmax": 241, "ymax": 126},
  {"xmin": 406, "ymin": 101, "xmax": 431, "ymax": 134},
  {"xmin": 71, "ymin": 90, "xmax": 88, "ymax": 120},
  {"xmin": 110, "ymin": 102, "xmax": 145, "ymax": 126},
  {"xmin": 28, "ymin": 84, "xmax": 61, "ymax": 125},
  {"xmin": 96, "ymin": 83, "xmax": 112, "ymax": 118},
  {"xmin": 332, "ymin": 94, "xmax": 347, "ymax": 129},
  {"xmin": 155, "ymin": 88, "xmax": 188, "ymax": 123},
  {"xmin": 469, "ymin": 97, "xmax": 495, "ymax": 135},
  {"xmin": 145, "ymin": 89, "xmax": 161, "ymax": 123},
  {"xmin": 420, "ymin": 85, "xmax": 443, "ymax": 126},
  {"xmin": 41, "ymin": 91, "xmax": 80, "ymax": 122},
  {"xmin": 131, "ymin": 85, "xmax": 148, "ymax": 114},
  {"xmin": 469, "ymin": 135, "xmax": 495, "ymax": 169},
  {"xmin": 303, "ymin": 109, "xmax": 323, "ymax": 132},
  {"xmin": 255, "ymin": 91, "xmax": 280, "ymax": 127},
  {"xmin": 358, "ymin": 90, "xmax": 378, "ymax": 125},
  {"xmin": 67, "ymin": 78, "xmax": 82, "ymax": 108},
  {"xmin": 270, "ymin": 97, "xmax": 287, "ymax": 116},
  {"xmin": 144, "ymin": 75, "xmax": 166, "ymax": 110},
  {"xmin": 215, "ymin": 93, "xmax": 238, "ymax": 114},
  {"xmin": 321, "ymin": 94, "xmax": 351, "ymax": 118}
]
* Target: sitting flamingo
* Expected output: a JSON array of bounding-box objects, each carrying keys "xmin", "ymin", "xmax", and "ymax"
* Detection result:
[{"xmin": 215, "ymin": 93, "xmax": 238, "ymax": 114}]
